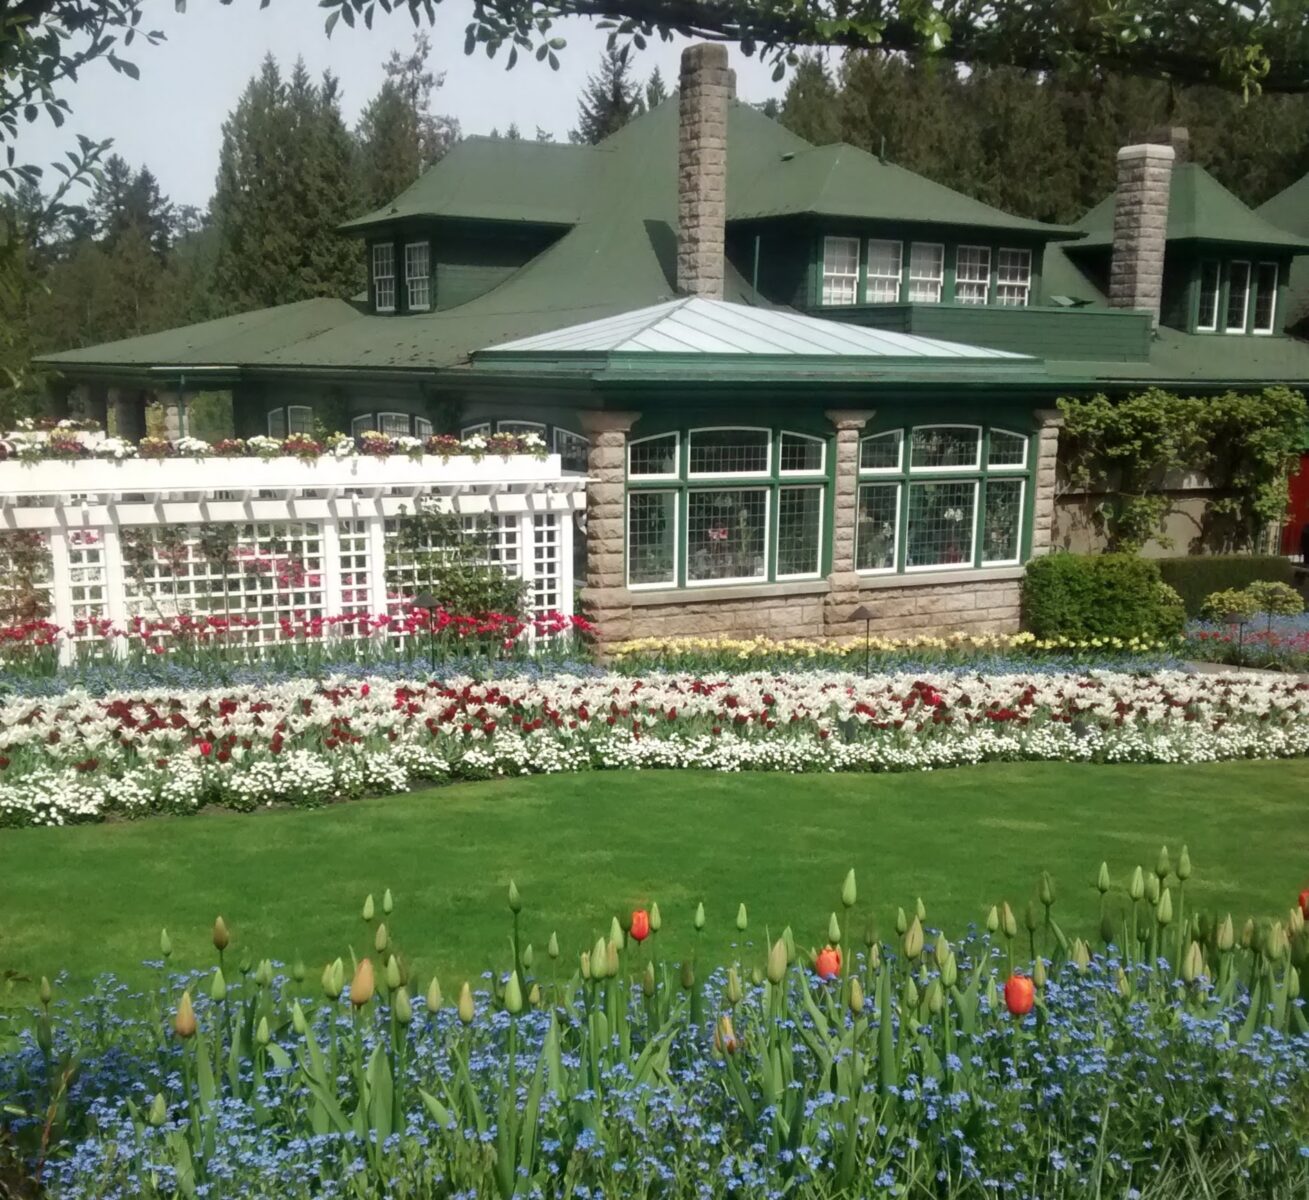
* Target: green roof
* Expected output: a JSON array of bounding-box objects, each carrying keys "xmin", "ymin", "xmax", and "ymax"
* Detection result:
[
  {"xmin": 1074, "ymin": 163, "xmax": 1309, "ymax": 252},
  {"xmin": 1258, "ymin": 174, "xmax": 1309, "ymax": 328},
  {"xmin": 730, "ymin": 142, "xmax": 1078, "ymax": 237},
  {"xmin": 339, "ymin": 137, "xmax": 601, "ymax": 232}
]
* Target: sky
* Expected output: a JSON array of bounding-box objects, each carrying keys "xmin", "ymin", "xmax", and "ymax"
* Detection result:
[{"xmin": 17, "ymin": 0, "xmax": 787, "ymax": 211}]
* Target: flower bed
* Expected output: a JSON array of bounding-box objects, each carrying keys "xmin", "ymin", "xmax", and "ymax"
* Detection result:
[
  {"xmin": 2, "ymin": 670, "xmax": 1307, "ymax": 827},
  {"xmin": 5, "ymin": 864, "xmax": 1309, "ymax": 1198},
  {"xmin": 1185, "ymin": 613, "xmax": 1309, "ymax": 672}
]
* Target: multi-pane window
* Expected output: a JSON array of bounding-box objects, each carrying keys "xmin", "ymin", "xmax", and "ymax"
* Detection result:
[
  {"xmin": 553, "ymin": 428, "xmax": 590, "ymax": 473},
  {"xmin": 1253, "ymin": 263, "xmax": 1278, "ymax": 334},
  {"xmin": 857, "ymin": 425, "xmax": 1030, "ymax": 574},
  {"xmin": 955, "ymin": 246, "xmax": 991, "ymax": 305},
  {"xmin": 498, "ymin": 420, "xmax": 546, "ymax": 440},
  {"xmin": 415, "ymin": 418, "xmax": 433, "ymax": 438},
  {"xmin": 821, "ymin": 237, "xmax": 860, "ymax": 306},
  {"xmin": 907, "ymin": 243, "xmax": 945, "ymax": 303},
  {"xmin": 267, "ymin": 408, "xmax": 288, "ymax": 439},
  {"xmin": 379, "ymin": 412, "xmax": 412, "ymax": 437},
  {"xmin": 626, "ymin": 427, "xmax": 827, "ymax": 588},
  {"xmin": 372, "ymin": 244, "xmax": 396, "ymax": 312},
  {"xmin": 996, "ymin": 249, "xmax": 1032, "ymax": 307},
  {"xmin": 1225, "ymin": 261, "xmax": 1251, "ymax": 332},
  {"xmin": 405, "ymin": 242, "xmax": 431, "ymax": 311},
  {"xmin": 1197, "ymin": 261, "xmax": 1221, "ymax": 331},
  {"xmin": 266, "ymin": 405, "xmax": 312, "ymax": 438},
  {"xmin": 866, "ymin": 240, "xmax": 903, "ymax": 303}
]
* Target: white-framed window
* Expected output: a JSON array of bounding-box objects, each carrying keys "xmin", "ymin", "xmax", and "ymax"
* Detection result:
[
  {"xmin": 987, "ymin": 428, "xmax": 1028, "ymax": 470},
  {"xmin": 1225, "ymin": 261, "xmax": 1251, "ymax": 333},
  {"xmin": 981, "ymin": 478, "xmax": 1025, "ymax": 566},
  {"xmin": 628, "ymin": 432, "xmax": 680, "ymax": 480},
  {"xmin": 372, "ymin": 243, "xmax": 396, "ymax": 313},
  {"xmin": 405, "ymin": 242, "xmax": 431, "ymax": 311},
  {"xmin": 553, "ymin": 428, "xmax": 590, "ymax": 473},
  {"xmin": 778, "ymin": 430, "xmax": 825, "ymax": 475},
  {"xmin": 287, "ymin": 405, "xmax": 314, "ymax": 436},
  {"xmin": 687, "ymin": 427, "xmax": 770, "ymax": 478},
  {"xmin": 626, "ymin": 490, "xmax": 678, "ymax": 588},
  {"xmin": 415, "ymin": 418, "xmax": 433, "ymax": 438},
  {"xmin": 461, "ymin": 422, "xmax": 492, "ymax": 439},
  {"xmin": 379, "ymin": 412, "xmax": 411, "ymax": 437},
  {"xmin": 776, "ymin": 485, "xmax": 823, "ymax": 579},
  {"xmin": 351, "ymin": 415, "xmax": 373, "ymax": 438},
  {"xmin": 905, "ymin": 479, "xmax": 979, "ymax": 571},
  {"xmin": 855, "ymin": 481, "xmax": 900, "ymax": 574},
  {"xmin": 907, "ymin": 243, "xmax": 944, "ymax": 303},
  {"xmin": 821, "ymin": 236, "xmax": 860, "ymax": 306},
  {"xmin": 267, "ymin": 408, "xmax": 288, "ymax": 439},
  {"xmin": 1253, "ymin": 262, "xmax": 1279, "ymax": 335},
  {"xmin": 955, "ymin": 246, "xmax": 991, "ymax": 305},
  {"xmin": 686, "ymin": 488, "xmax": 769, "ymax": 584},
  {"xmin": 1196, "ymin": 261, "xmax": 1221, "ymax": 331},
  {"xmin": 909, "ymin": 424, "xmax": 981, "ymax": 472},
  {"xmin": 859, "ymin": 430, "xmax": 903, "ymax": 474},
  {"xmin": 498, "ymin": 420, "xmax": 546, "ymax": 439},
  {"xmin": 866, "ymin": 239, "xmax": 903, "ymax": 303},
  {"xmin": 996, "ymin": 248, "xmax": 1032, "ymax": 307}
]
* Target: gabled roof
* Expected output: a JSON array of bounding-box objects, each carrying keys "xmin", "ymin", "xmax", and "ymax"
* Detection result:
[
  {"xmin": 339, "ymin": 137, "xmax": 602, "ymax": 233},
  {"xmin": 1258, "ymin": 174, "xmax": 1309, "ymax": 328},
  {"xmin": 1073, "ymin": 163, "xmax": 1309, "ymax": 252},
  {"xmin": 480, "ymin": 297, "xmax": 1027, "ymax": 359},
  {"xmin": 729, "ymin": 143, "xmax": 1079, "ymax": 238}
]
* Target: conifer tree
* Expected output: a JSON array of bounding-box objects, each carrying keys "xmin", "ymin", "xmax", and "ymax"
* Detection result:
[{"xmin": 569, "ymin": 46, "xmax": 644, "ymax": 144}]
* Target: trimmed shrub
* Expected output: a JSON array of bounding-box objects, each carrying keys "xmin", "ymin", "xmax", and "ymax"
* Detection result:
[
  {"xmin": 1022, "ymin": 553, "xmax": 1185, "ymax": 640},
  {"xmin": 1156, "ymin": 554, "xmax": 1296, "ymax": 616}
]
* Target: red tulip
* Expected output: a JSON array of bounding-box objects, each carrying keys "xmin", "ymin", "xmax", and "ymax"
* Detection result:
[
  {"xmin": 1004, "ymin": 973, "xmax": 1035, "ymax": 1016},
  {"xmin": 1299, "ymin": 889, "xmax": 1309, "ymax": 918},
  {"xmin": 630, "ymin": 909, "xmax": 650, "ymax": 943},
  {"xmin": 815, "ymin": 946, "xmax": 842, "ymax": 980},
  {"xmin": 360, "ymin": 683, "xmax": 370, "ymax": 698},
  {"xmin": 198, "ymin": 741, "xmax": 213, "ymax": 758}
]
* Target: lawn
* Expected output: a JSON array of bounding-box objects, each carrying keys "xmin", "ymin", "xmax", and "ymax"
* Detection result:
[{"xmin": 4, "ymin": 759, "xmax": 1308, "ymax": 996}]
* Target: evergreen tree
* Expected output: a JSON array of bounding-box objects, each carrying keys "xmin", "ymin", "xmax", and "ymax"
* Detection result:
[
  {"xmin": 645, "ymin": 66, "xmax": 668, "ymax": 110},
  {"xmin": 779, "ymin": 55, "xmax": 841, "ymax": 145},
  {"xmin": 569, "ymin": 46, "xmax": 643, "ymax": 144}
]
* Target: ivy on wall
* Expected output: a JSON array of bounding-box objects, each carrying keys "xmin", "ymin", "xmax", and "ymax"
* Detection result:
[{"xmin": 1057, "ymin": 387, "xmax": 1307, "ymax": 554}]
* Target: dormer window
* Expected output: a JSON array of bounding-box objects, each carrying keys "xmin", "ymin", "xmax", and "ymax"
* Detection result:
[
  {"xmin": 907, "ymin": 243, "xmax": 944, "ymax": 303},
  {"xmin": 821, "ymin": 237, "xmax": 860, "ymax": 305},
  {"xmin": 1253, "ymin": 263, "xmax": 1278, "ymax": 334},
  {"xmin": 955, "ymin": 246, "xmax": 991, "ymax": 305},
  {"xmin": 1197, "ymin": 261, "xmax": 1221, "ymax": 331},
  {"xmin": 996, "ymin": 249, "xmax": 1032, "ymax": 307},
  {"xmin": 1225, "ymin": 261, "xmax": 1251, "ymax": 333},
  {"xmin": 405, "ymin": 242, "xmax": 431, "ymax": 312},
  {"xmin": 1194, "ymin": 259, "xmax": 1279, "ymax": 335},
  {"xmin": 372, "ymin": 244, "xmax": 396, "ymax": 313}
]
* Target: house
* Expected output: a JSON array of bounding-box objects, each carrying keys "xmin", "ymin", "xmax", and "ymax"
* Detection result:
[{"xmin": 37, "ymin": 46, "xmax": 1309, "ymax": 643}]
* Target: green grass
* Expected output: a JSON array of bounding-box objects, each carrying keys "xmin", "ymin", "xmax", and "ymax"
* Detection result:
[{"xmin": 4, "ymin": 760, "xmax": 1308, "ymax": 996}]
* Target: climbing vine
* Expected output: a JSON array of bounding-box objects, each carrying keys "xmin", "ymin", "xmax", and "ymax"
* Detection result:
[{"xmin": 1057, "ymin": 387, "xmax": 1307, "ymax": 554}]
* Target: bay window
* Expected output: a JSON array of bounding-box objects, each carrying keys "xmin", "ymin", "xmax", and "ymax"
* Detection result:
[
  {"xmin": 856, "ymin": 425, "xmax": 1030, "ymax": 574},
  {"xmin": 626, "ymin": 427, "xmax": 827, "ymax": 589}
]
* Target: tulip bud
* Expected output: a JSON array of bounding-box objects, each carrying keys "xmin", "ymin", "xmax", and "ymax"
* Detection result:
[
  {"xmin": 382, "ymin": 888, "xmax": 394, "ymax": 916},
  {"xmin": 642, "ymin": 961, "xmax": 655, "ymax": 996},
  {"xmin": 767, "ymin": 938, "xmax": 788, "ymax": 985},
  {"xmin": 458, "ymin": 982, "xmax": 475, "ymax": 1025},
  {"xmin": 212, "ymin": 916, "xmax": 230, "ymax": 952},
  {"xmin": 362, "ymin": 894, "xmax": 374, "ymax": 923},
  {"xmin": 547, "ymin": 932, "xmax": 559, "ymax": 960},
  {"xmin": 941, "ymin": 951, "xmax": 958, "ymax": 989},
  {"xmin": 239, "ymin": 955, "xmax": 251, "ymax": 976},
  {"xmin": 782, "ymin": 925, "xmax": 796, "ymax": 962},
  {"xmin": 174, "ymin": 991, "xmax": 197, "ymax": 1039},
  {"xmin": 605, "ymin": 939, "xmax": 619, "ymax": 978},
  {"xmin": 1024, "ymin": 901, "xmax": 1039, "ymax": 933},
  {"xmin": 1268, "ymin": 922, "xmax": 1289, "ymax": 962},
  {"xmin": 1100, "ymin": 911, "xmax": 1116, "ymax": 946},
  {"xmin": 160, "ymin": 929, "xmax": 172, "ymax": 959},
  {"xmin": 713, "ymin": 1014, "xmax": 739, "ymax": 1055},
  {"xmin": 649, "ymin": 902, "xmax": 662, "ymax": 933},
  {"xmin": 1155, "ymin": 845, "xmax": 1171, "ymax": 882},
  {"xmin": 209, "ymin": 967, "xmax": 227, "ymax": 1003},
  {"xmin": 903, "ymin": 916, "xmax": 924, "ymax": 960},
  {"xmin": 934, "ymin": 934, "xmax": 952, "ymax": 971},
  {"xmin": 985, "ymin": 906, "xmax": 1000, "ymax": 934},
  {"xmin": 828, "ymin": 912, "xmax": 841, "ymax": 945},
  {"xmin": 425, "ymin": 976, "xmax": 442, "ymax": 1012},
  {"xmin": 255, "ymin": 958, "xmax": 273, "ymax": 988},
  {"xmin": 841, "ymin": 869, "xmax": 857, "ymax": 910},
  {"xmin": 1072, "ymin": 939, "xmax": 1091, "ymax": 974},
  {"xmin": 590, "ymin": 937, "xmax": 607, "ymax": 980},
  {"xmin": 1116, "ymin": 966, "xmax": 1132, "ymax": 999},
  {"xmin": 255, "ymin": 1016, "xmax": 270, "ymax": 1047},
  {"xmin": 148, "ymin": 1092, "xmax": 167, "ymax": 1127},
  {"xmin": 1001, "ymin": 902, "xmax": 1017, "ymax": 940},
  {"xmin": 292, "ymin": 1001, "xmax": 308, "ymax": 1035},
  {"xmin": 508, "ymin": 880, "xmax": 522, "ymax": 914},
  {"xmin": 1291, "ymin": 907, "xmax": 1306, "ymax": 937},
  {"xmin": 902, "ymin": 976, "xmax": 919, "ymax": 1010},
  {"xmin": 609, "ymin": 916, "xmax": 625, "ymax": 952},
  {"xmin": 915, "ymin": 897, "xmax": 927, "ymax": 922},
  {"xmin": 1181, "ymin": 941, "xmax": 1204, "ymax": 985},
  {"xmin": 1241, "ymin": 918, "xmax": 1255, "ymax": 949},
  {"xmin": 868, "ymin": 942, "xmax": 881, "ymax": 972},
  {"xmin": 895, "ymin": 907, "xmax": 908, "ymax": 936},
  {"xmin": 1038, "ymin": 871, "xmax": 1056, "ymax": 908},
  {"xmin": 374, "ymin": 923, "xmax": 389, "ymax": 954},
  {"xmin": 1129, "ymin": 867, "xmax": 1145, "ymax": 902},
  {"xmin": 1217, "ymin": 914, "xmax": 1235, "ymax": 952},
  {"xmin": 848, "ymin": 976, "xmax": 865, "ymax": 1015},
  {"xmin": 529, "ymin": 983, "xmax": 541, "ymax": 1007},
  {"xmin": 1156, "ymin": 888, "xmax": 1173, "ymax": 928},
  {"xmin": 394, "ymin": 985, "xmax": 413, "ymax": 1025},
  {"xmin": 1145, "ymin": 874, "xmax": 1160, "ymax": 906},
  {"xmin": 926, "ymin": 978, "xmax": 944, "ymax": 1016},
  {"xmin": 292, "ymin": 959, "xmax": 306, "ymax": 984},
  {"xmin": 736, "ymin": 903, "xmax": 748, "ymax": 932},
  {"xmin": 1033, "ymin": 957, "xmax": 1047, "ymax": 989},
  {"xmin": 694, "ymin": 902, "xmax": 705, "ymax": 931},
  {"xmin": 1096, "ymin": 862, "xmax": 1111, "ymax": 895},
  {"xmin": 680, "ymin": 960, "xmax": 695, "ymax": 990},
  {"xmin": 504, "ymin": 972, "xmax": 523, "ymax": 1015},
  {"xmin": 579, "ymin": 951, "xmax": 591, "ymax": 981},
  {"xmin": 385, "ymin": 955, "xmax": 401, "ymax": 991},
  {"xmin": 38, "ymin": 976, "xmax": 52, "ymax": 1006},
  {"xmin": 1177, "ymin": 846, "xmax": 1191, "ymax": 882},
  {"xmin": 864, "ymin": 917, "xmax": 878, "ymax": 948},
  {"xmin": 726, "ymin": 967, "xmax": 743, "ymax": 1007},
  {"xmin": 350, "ymin": 958, "xmax": 375, "ymax": 1007},
  {"xmin": 523, "ymin": 944, "xmax": 535, "ymax": 970}
]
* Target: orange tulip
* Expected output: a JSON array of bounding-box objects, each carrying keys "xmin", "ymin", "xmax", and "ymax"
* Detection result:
[
  {"xmin": 1004, "ymin": 973, "xmax": 1035, "ymax": 1016},
  {"xmin": 630, "ymin": 909, "xmax": 651, "ymax": 943},
  {"xmin": 350, "ymin": 958, "xmax": 376, "ymax": 1007},
  {"xmin": 815, "ymin": 946, "xmax": 842, "ymax": 980}
]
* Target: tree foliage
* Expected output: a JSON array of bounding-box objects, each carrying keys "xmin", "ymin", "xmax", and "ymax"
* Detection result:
[{"xmin": 570, "ymin": 45, "xmax": 645, "ymax": 144}]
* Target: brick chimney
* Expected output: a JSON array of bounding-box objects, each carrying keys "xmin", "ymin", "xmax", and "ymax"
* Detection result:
[
  {"xmin": 677, "ymin": 44, "xmax": 729, "ymax": 299},
  {"xmin": 1108, "ymin": 141, "xmax": 1175, "ymax": 324}
]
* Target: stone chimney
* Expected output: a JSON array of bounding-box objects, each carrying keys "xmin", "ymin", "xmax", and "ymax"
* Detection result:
[
  {"xmin": 1108, "ymin": 142, "xmax": 1175, "ymax": 323},
  {"xmin": 677, "ymin": 43, "xmax": 729, "ymax": 299},
  {"xmin": 1146, "ymin": 125, "xmax": 1190, "ymax": 163}
]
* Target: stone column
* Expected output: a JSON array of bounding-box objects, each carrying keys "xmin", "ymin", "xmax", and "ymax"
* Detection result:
[
  {"xmin": 578, "ymin": 410, "xmax": 642, "ymax": 646},
  {"xmin": 821, "ymin": 409, "xmax": 875, "ymax": 633},
  {"xmin": 1108, "ymin": 142, "xmax": 1175, "ymax": 324},
  {"xmin": 154, "ymin": 391, "xmax": 186, "ymax": 440},
  {"xmin": 676, "ymin": 44, "xmax": 729, "ymax": 299},
  {"xmin": 107, "ymin": 388, "xmax": 146, "ymax": 441},
  {"xmin": 1030, "ymin": 409, "xmax": 1064, "ymax": 557}
]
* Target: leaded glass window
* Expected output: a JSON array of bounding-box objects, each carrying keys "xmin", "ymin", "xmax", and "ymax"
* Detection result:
[
  {"xmin": 776, "ymin": 486, "xmax": 823, "ymax": 578},
  {"xmin": 627, "ymin": 491, "xmax": 677, "ymax": 587},
  {"xmin": 687, "ymin": 489, "xmax": 768, "ymax": 583},
  {"xmin": 688, "ymin": 428, "xmax": 770, "ymax": 477}
]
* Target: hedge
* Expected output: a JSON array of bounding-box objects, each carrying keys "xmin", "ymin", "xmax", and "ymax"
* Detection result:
[
  {"xmin": 1155, "ymin": 555, "xmax": 1297, "ymax": 617},
  {"xmin": 1021, "ymin": 553, "xmax": 1185, "ymax": 640}
]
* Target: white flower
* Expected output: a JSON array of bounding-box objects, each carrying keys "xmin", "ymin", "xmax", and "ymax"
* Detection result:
[
  {"xmin": 174, "ymin": 437, "xmax": 211, "ymax": 458},
  {"xmin": 91, "ymin": 438, "xmax": 137, "ymax": 460}
]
